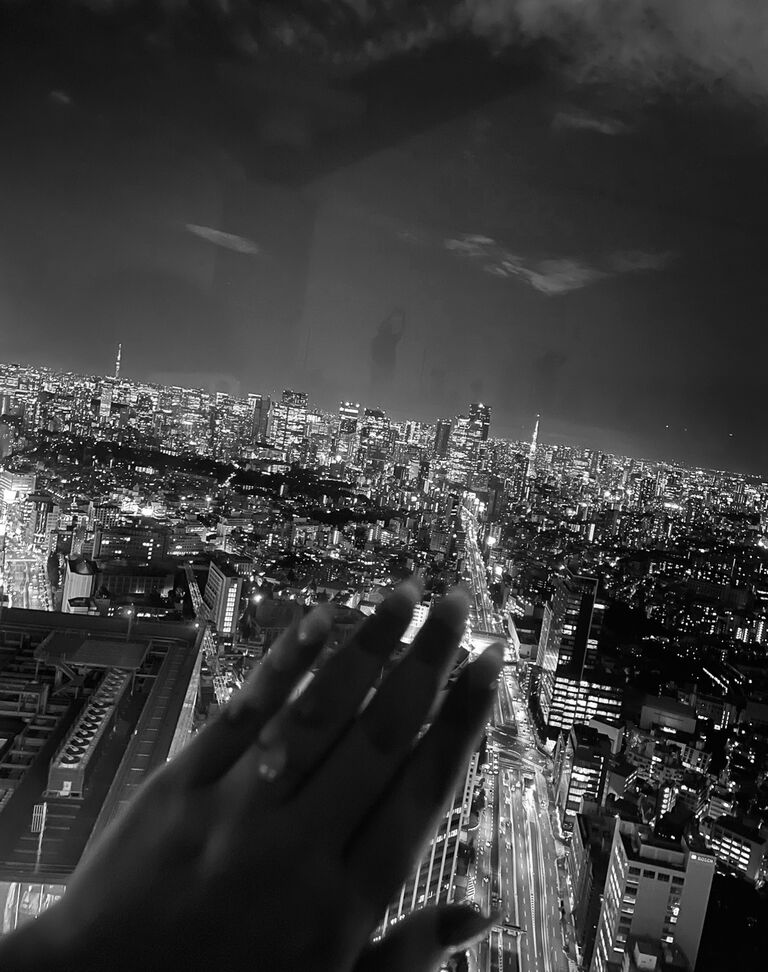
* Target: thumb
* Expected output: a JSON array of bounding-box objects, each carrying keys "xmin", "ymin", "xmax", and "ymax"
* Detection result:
[{"xmin": 354, "ymin": 904, "xmax": 497, "ymax": 972}]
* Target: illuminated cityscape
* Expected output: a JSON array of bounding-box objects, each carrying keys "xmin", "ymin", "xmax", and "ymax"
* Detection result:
[{"xmin": 2, "ymin": 353, "xmax": 768, "ymax": 970}]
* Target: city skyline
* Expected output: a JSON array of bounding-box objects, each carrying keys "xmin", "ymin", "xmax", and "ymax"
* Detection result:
[
  {"xmin": 3, "ymin": 4, "xmax": 768, "ymax": 473},
  {"xmin": 1, "ymin": 352, "xmax": 766, "ymax": 483},
  {"xmin": 2, "ymin": 334, "xmax": 768, "ymax": 971}
]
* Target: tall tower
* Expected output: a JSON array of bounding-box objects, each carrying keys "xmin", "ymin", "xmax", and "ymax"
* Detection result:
[
  {"xmin": 114, "ymin": 343, "xmax": 122, "ymax": 380},
  {"xmin": 527, "ymin": 412, "xmax": 540, "ymax": 478}
]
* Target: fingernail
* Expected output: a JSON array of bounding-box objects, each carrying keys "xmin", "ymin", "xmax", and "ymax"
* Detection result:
[
  {"xmin": 433, "ymin": 588, "xmax": 470, "ymax": 634},
  {"xmin": 470, "ymin": 642, "xmax": 504, "ymax": 688},
  {"xmin": 360, "ymin": 581, "xmax": 420, "ymax": 653},
  {"xmin": 297, "ymin": 605, "xmax": 333, "ymax": 645},
  {"xmin": 438, "ymin": 906, "xmax": 497, "ymax": 950},
  {"xmin": 443, "ymin": 644, "xmax": 504, "ymax": 726},
  {"xmin": 257, "ymin": 742, "xmax": 287, "ymax": 782},
  {"xmin": 388, "ymin": 579, "xmax": 422, "ymax": 613}
]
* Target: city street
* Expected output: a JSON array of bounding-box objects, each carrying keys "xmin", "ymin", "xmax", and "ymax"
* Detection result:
[
  {"xmin": 1, "ymin": 507, "xmax": 51, "ymax": 611},
  {"xmin": 461, "ymin": 502, "xmax": 568, "ymax": 972}
]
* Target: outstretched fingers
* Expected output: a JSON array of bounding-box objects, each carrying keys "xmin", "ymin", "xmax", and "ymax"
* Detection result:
[
  {"xmin": 226, "ymin": 579, "xmax": 421, "ymax": 803},
  {"xmin": 299, "ymin": 588, "xmax": 469, "ymax": 836},
  {"xmin": 165, "ymin": 605, "xmax": 333, "ymax": 789},
  {"xmin": 345, "ymin": 642, "xmax": 504, "ymax": 913}
]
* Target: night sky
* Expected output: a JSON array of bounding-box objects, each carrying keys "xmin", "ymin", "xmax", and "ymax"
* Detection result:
[{"xmin": 2, "ymin": 1, "xmax": 768, "ymax": 472}]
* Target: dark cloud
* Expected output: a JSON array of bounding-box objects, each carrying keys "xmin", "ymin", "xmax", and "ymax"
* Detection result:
[
  {"xmin": 9, "ymin": 0, "xmax": 768, "ymax": 109},
  {"xmin": 466, "ymin": 1, "xmax": 768, "ymax": 105}
]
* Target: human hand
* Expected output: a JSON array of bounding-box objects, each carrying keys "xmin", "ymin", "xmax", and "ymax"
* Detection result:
[{"xmin": 0, "ymin": 581, "xmax": 503, "ymax": 972}]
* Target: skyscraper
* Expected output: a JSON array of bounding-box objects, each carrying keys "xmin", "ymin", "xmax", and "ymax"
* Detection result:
[
  {"xmin": 507, "ymin": 451, "xmax": 529, "ymax": 504},
  {"xmin": 535, "ymin": 570, "xmax": 620, "ymax": 737},
  {"xmin": 203, "ymin": 559, "xmax": 244, "ymax": 643},
  {"xmin": 527, "ymin": 413, "xmax": 540, "ymax": 483},
  {"xmin": 468, "ymin": 401, "xmax": 491, "ymax": 442},
  {"xmin": 359, "ymin": 407, "xmax": 392, "ymax": 465},
  {"xmin": 444, "ymin": 402, "xmax": 492, "ymax": 488},
  {"xmin": 446, "ymin": 415, "xmax": 473, "ymax": 487},
  {"xmin": 376, "ymin": 753, "xmax": 479, "ymax": 937},
  {"xmin": 433, "ymin": 418, "xmax": 452, "ymax": 459},
  {"xmin": 248, "ymin": 393, "xmax": 271, "ymax": 445},
  {"xmin": 554, "ymin": 724, "xmax": 611, "ymax": 832},
  {"xmin": 267, "ymin": 390, "xmax": 308, "ymax": 461},
  {"xmin": 336, "ymin": 402, "xmax": 360, "ymax": 463},
  {"xmin": 591, "ymin": 820, "xmax": 714, "ymax": 972},
  {"xmin": 338, "ymin": 401, "xmax": 360, "ymax": 432}
]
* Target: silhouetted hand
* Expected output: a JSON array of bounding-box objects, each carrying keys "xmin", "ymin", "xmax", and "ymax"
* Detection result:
[{"xmin": 0, "ymin": 582, "xmax": 503, "ymax": 972}]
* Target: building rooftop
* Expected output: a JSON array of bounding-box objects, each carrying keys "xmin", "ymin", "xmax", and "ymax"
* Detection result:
[
  {"xmin": 712, "ymin": 814, "xmax": 766, "ymax": 844},
  {"xmin": 620, "ymin": 823, "xmax": 687, "ymax": 871},
  {"xmin": 34, "ymin": 633, "xmax": 148, "ymax": 671},
  {"xmin": 0, "ymin": 607, "xmax": 202, "ymax": 891},
  {"xmin": 571, "ymin": 723, "xmax": 613, "ymax": 750},
  {"xmin": 642, "ymin": 695, "xmax": 696, "ymax": 719}
]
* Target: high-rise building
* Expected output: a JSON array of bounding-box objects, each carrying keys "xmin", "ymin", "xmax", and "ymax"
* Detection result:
[
  {"xmin": 570, "ymin": 811, "xmax": 616, "ymax": 971},
  {"xmin": 338, "ymin": 401, "xmax": 360, "ymax": 432},
  {"xmin": 248, "ymin": 393, "xmax": 271, "ymax": 445},
  {"xmin": 507, "ymin": 451, "xmax": 530, "ymax": 504},
  {"xmin": 433, "ymin": 418, "xmax": 452, "ymax": 458},
  {"xmin": 24, "ymin": 494, "xmax": 60, "ymax": 546},
  {"xmin": 0, "ymin": 468, "xmax": 36, "ymax": 507},
  {"xmin": 88, "ymin": 502, "xmax": 121, "ymax": 531},
  {"xmin": 468, "ymin": 402, "xmax": 491, "ymax": 442},
  {"xmin": 203, "ymin": 559, "xmax": 243, "ymax": 642},
  {"xmin": 268, "ymin": 390, "xmax": 308, "ymax": 461},
  {"xmin": 555, "ymin": 724, "xmax": 612, "ymax": 832},
  {"xmin": 97, "ymin": 379, "xmax": 114, "ymax": 423},
  {"xmin": 446, "ymin": 415, "xmax": 474, "ymax": 486},
  {"xmin": 536, "ymin": 570, "xmax": 607, "ymax": 736},
  {"xmin": 444, "ymin": 403, "xmax": 492, "ymax": 488},
  {"xmin": 591, "ymin": 820, "xmax": 714, "ymax": 972},
  {"xmin": 359, "ymin": 407, "xmax": 392, "ymax": 465},
  {"xmin": 376, "ymin": 752, "xmax": 479, "ymax": 937},
  {"xmin": 528, "ymin": 413, "xmax": 540, "ymax": 480},
  {"xmin": 0, "ymin": 421, "xmax": 15, "ymax": 460},
  {"xmin": 545, "ymin": 675, "xmax": 623, "ymax": 739},
  {"xmin": 336, "ymin": 402, "xmax": 360, "ymax": 462}
]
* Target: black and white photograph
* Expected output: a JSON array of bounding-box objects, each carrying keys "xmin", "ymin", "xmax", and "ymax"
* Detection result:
[{"xmin": 1, "ymin": 3, "xmax": 767, "ymax": 971}]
